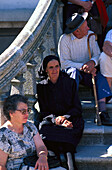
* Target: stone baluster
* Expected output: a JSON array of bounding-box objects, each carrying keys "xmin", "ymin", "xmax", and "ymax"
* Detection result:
[
  {"xmin": 23, "ymin": 57, "xmax": 37, "ymax": 121},
  {"xmin": 43, "ymin": 24, "xmax": 57, "ymax": 57},
  {"xmin": 55, "ymin": 0, "xmax": 63, "ymax": 44},
  {"xmin": 10, "ymin": 68, "xmax": 27, "ymax": 95},
  {"xmin": 35, "ymin": 44, "xmax": 46, "ymax": 79},
  {"xmin": 33, "ymin": 45, "xmax": 46, "ymax": 126}
]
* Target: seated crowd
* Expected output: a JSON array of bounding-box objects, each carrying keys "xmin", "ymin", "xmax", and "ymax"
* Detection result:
[{"xmin": 0, "ymin": 2, "xmax": 112, "ymax": 169}]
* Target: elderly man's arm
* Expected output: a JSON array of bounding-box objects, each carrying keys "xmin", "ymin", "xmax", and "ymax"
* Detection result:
[
  {"xmin": 58, "ymin": 35, "xmax": 83, "ymax": 70},
  {"xmin": 103, "ymin": 41, "xmax": 112, "ymax": 57}
]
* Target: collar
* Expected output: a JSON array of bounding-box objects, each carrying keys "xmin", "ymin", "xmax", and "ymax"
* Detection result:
[
  {"xmin": 71, "ymin": 32, "xmax": 89, "ymax": 40},
  {"xmin": 71, "ymin": 33, "xmax": 77, "ymax": 40}
]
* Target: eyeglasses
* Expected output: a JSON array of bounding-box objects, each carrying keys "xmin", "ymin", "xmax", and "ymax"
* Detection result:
[{"xmin": 16, "ymin": 108, "xmax": 31, "ymax": 115}]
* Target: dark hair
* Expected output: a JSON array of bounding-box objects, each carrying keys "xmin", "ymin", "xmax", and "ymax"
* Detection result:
[
  {"xmin": 3, "ymin": 94, "xmax": 28, "ymax": 120},
  {"xmin": 38, "ymin": 55, "xmax": 61, "ymax": 80}
]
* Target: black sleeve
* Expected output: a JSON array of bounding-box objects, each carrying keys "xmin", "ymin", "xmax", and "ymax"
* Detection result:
[{"xmin": 36, "ymin": 84, "xmax": 50, "ymax": 118}]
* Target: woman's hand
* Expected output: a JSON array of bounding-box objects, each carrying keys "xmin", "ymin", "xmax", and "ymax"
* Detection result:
[
  {"xmin": 34, "ymin": 133, "xmax": 49, "ymax": 170},
  {"xmin": 55, "ymin": 116, "xmax": 66, "ymax": 125},
  {"xmin": 55, "ymin": 116, "xmax": 73, "ymax": 128},
  {"xmin": 35, "ymin": 155, "xmax": 49, "ymax": 170},
  {"xmin": 62, "ymin": 120, "xmax": 73, "ymax": 128}
]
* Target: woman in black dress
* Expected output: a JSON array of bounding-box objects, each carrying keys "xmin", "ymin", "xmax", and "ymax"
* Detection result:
[{"xmin": 34, "ymin": 55, "xmax": 84, "ymax": 170}]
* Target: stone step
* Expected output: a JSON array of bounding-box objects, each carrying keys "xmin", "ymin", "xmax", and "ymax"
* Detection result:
[
  {"xmin": 76, "ymin": 145, "xmax": 112, "ymax": 170},
  {"xmin": 79, "ymin": 85, "xmax": 94, "ymax": 100},
  {"xmin": 81, "ymin": 100, "xmax": 112, "ymax": 119},
  {"xmin": 80, "ymin": 120, "xmax": 112, "ymax": 146}
]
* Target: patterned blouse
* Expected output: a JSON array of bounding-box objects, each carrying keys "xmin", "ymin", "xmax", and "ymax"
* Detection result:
[{"xmin": 0, "ymin": 121, "xmax": 38, "ymax": 170}]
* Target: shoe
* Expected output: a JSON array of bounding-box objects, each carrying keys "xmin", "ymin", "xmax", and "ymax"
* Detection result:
[
  {"xmin": 108, "ymin": 98, "xmax": 112, "ymax": 104},
  {"xmin": 100, "ymin": 111, "xmax": 112, "ymax": 126}
]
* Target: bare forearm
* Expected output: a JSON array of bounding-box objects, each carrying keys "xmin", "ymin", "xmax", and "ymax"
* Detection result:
[{"xmin": 37, "ymin": 145, "xmax": 48, "ymax": 157}]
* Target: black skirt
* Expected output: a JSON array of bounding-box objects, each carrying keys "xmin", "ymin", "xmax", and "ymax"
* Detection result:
[{"xmin": 39, "ymin": 117, "xmax": 84, "ymax": 149}]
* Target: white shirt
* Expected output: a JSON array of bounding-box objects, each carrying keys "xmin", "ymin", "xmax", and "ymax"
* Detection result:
[{"xmin": 58, "ymin": 31, "xmax": 100, "ymax": 70}]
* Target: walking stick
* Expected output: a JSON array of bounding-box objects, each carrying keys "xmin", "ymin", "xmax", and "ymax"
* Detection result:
[{"xmin": 87, "ymin": 33, "xmax": 101, "ymax": 125}]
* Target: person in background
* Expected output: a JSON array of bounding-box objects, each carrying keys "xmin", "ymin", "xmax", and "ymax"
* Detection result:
[
  {"xmin": 34, "ymin": 55, "xmax": 84, "ymax": 170},
  {"xmin": 99, "ymin": 29, "xmax": 112, "ymax": 103},
  {"xmin": 58, "ymin": 12, "xmax": 112, "ymax": 125},
  {"xmin": 0, "ymin": 94, "xmax": 49, "ymax": 170}
]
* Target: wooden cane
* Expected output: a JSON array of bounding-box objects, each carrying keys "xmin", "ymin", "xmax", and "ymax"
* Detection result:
[{"xmin": 87, "ymin": 33, "xmax": 101, "ymax": 125}]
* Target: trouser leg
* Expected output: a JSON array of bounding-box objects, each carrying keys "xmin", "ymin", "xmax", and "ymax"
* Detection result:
[
  {"xmin": 64, "ymin": 152, "xmax": 78, "ymax": 170},
  {"xmin": 78, "ymin": 71, "xmax": 112, "ymax": 100}
]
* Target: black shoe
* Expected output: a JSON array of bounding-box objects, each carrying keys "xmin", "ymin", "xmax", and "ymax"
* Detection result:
[{"xmin": 100, "ymin": 111, "xmax": 112, "ymax": 126}]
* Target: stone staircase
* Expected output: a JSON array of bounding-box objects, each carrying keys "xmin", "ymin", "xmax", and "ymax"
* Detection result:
[{"xmin": 75, "ymin": 85, "xmax": 112, "ymax": 170}]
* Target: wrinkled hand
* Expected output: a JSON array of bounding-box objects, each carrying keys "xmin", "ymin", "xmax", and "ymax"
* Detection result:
[
  {"xmin": 62, "ymin": 120, "xmax": 73, "ymax": 128},
  {"xmin": 55, "ymin": 116, "xmax": 66, "ymax": 125},
  {"xmin": 90, "ymin": 67, "xmax": 97, "ymax": 76},
  {"xmin": 80, "ymin": 60, "xmax": 96, "ymax": 76},
  {"xmin": 35, "ymin": 155, "xmax": 49, "ymax": 170},
  {"xmin": 82, "ymin": 1, "xmax": 93, "ymax": 11}
]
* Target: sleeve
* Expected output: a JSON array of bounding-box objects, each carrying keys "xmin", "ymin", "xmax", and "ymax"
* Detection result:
[
  {"xmin": 58, "ymin": 34, "xmax": 83, "ymax": 70},
  {"xmin": 66, "ymin": 79, "xmax": 82, "ymax": 118},
  {"xmin": 0, "ymin": 129, "xmax": 11, "ymax": 154},
  {"xmin": 89, "ymin": 33, "xmax": 101, "ymax": 66},
  {"xmin": 27, "ymin": 122, "xmax": 38, "ymax": 136},
  {"xmin": 36, "ymin": 85, "xmax": 51, "ymax": 118}
]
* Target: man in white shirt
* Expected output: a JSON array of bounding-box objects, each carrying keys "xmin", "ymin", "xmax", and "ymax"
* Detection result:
[
  {"xmin": 58, "ymin": 12, "xmax": 112, "ymax": 125},
  {"xmin": 62, "ymin": 0, "xmax": 109, "ymax": 50}
]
